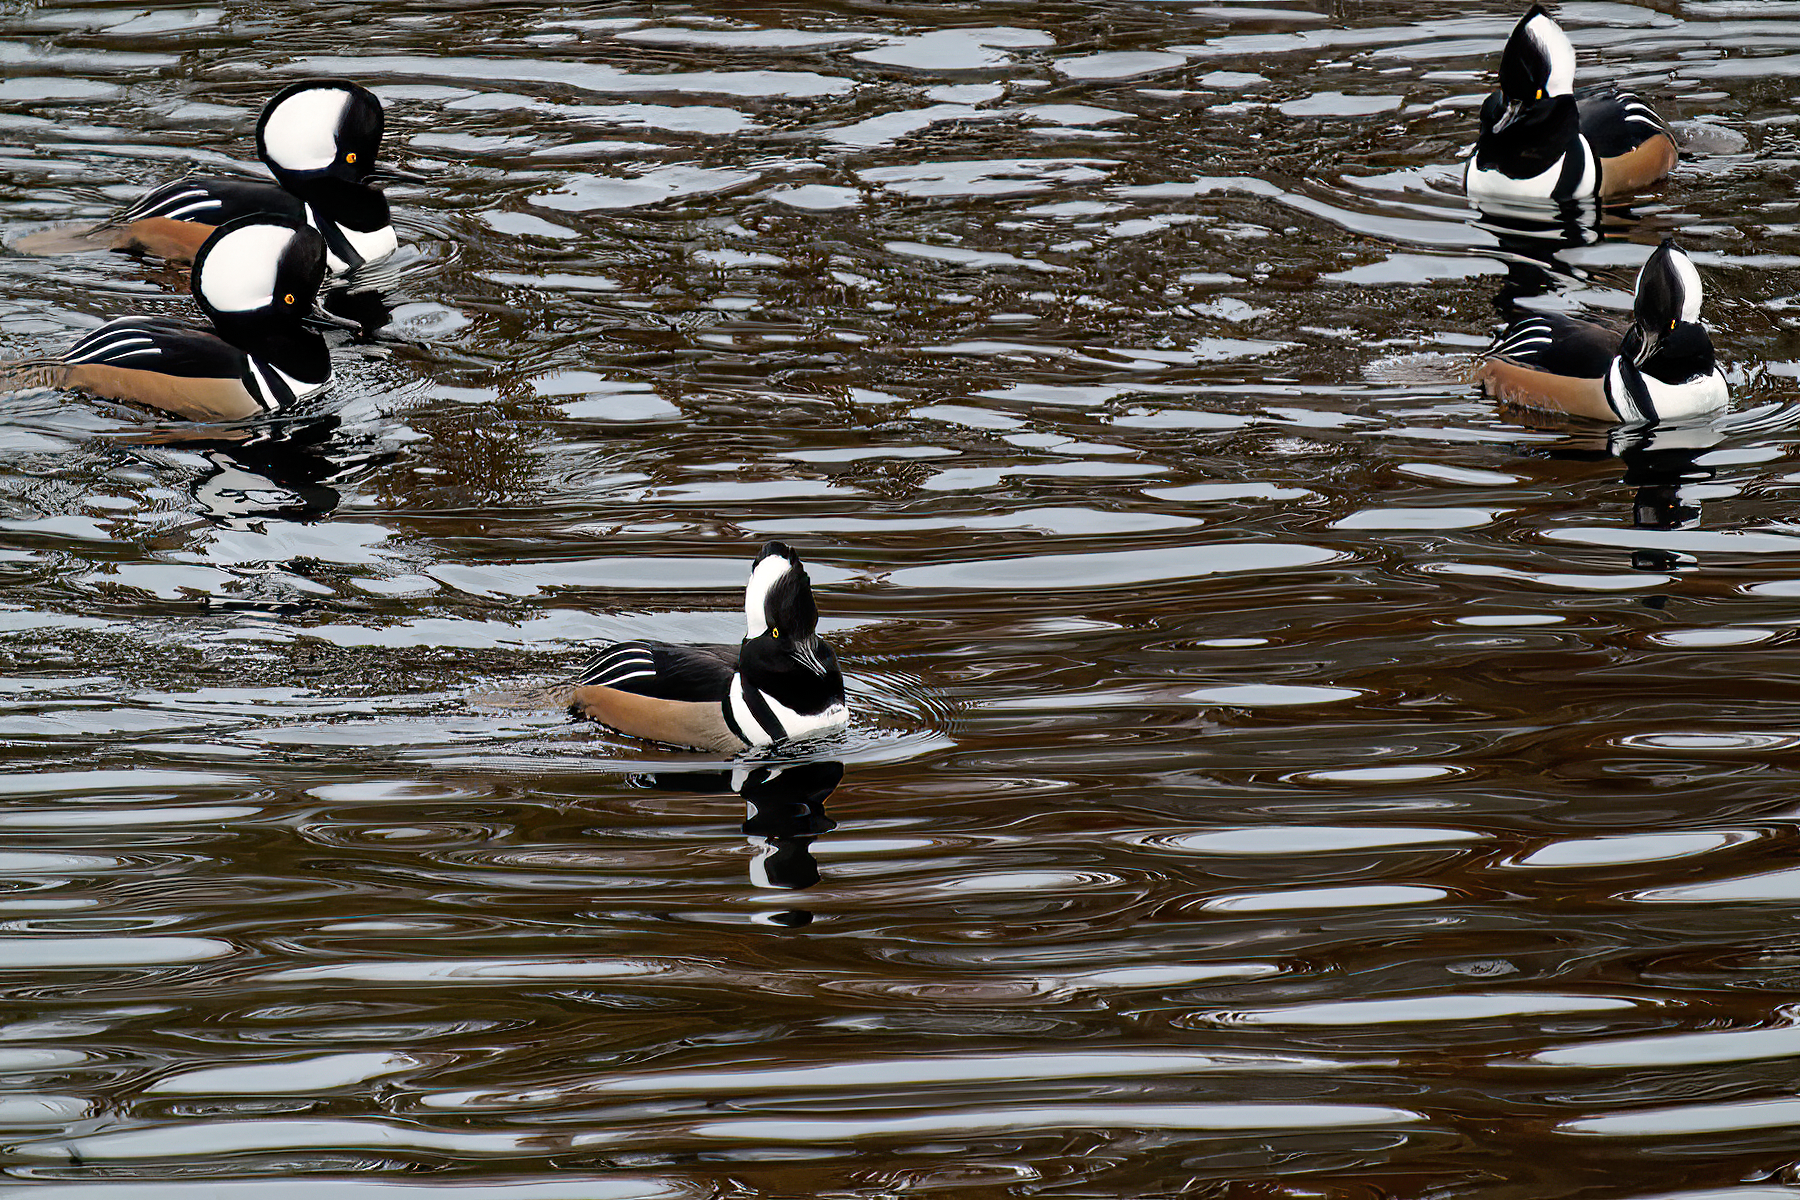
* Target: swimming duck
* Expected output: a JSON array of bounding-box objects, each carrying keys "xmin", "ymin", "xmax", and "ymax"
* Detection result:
[
  {"xmin": 1466, "ymin": 5, "xmax": 1678, "ymax": 204},
  {"xmin": 570, "ymin": 542, "xmax": 848, "ymax": 752},
  {"xmin": 18, "ymin": 81, "xmax": 416, "ymax": 271},
  {"xmin": 0, "ymin": 214, "xmax": 341, "ymax": 421},
  {"xmin": 1473, "ymin": 238, "xmax": 1727, "ymax": 422}
]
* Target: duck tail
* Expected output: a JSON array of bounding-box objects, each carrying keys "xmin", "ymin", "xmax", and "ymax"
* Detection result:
[
  {"xmin": 11, "ymin": 222, "xmax": 132, "ymax": 256},
  {"xmin": 465, "ymin": 682, "xmax": 580, "ymax": 711},
  {"xmin": 0, "ymin": 359, "xmax": 70, "ymax": 393}
]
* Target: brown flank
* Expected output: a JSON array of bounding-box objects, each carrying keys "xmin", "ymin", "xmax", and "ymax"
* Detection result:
[
  {"xmin": 1599, "ymin": 132, "xmax": 1678, "ymax": 198},
  {"xmin": 1472, "ymin": 357, "xmax": 1615, "ymax": 422},
  {"xmin": 0, "ymin": 360, "xmax": 263, "ymax": 422},
  {"xmin": 569, "ymin": 685, "xmax": 744, "ymax": 753}
]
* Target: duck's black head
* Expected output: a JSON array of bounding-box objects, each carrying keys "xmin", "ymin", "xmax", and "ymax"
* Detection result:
[
  {"xmin": 1623, "ymin": 238, "xmax": 1716, "ymax": 380},
  {"xmin": 744, "ymin": 541, "xmax": 819, "ymax": 642},
  {"xmin": 192, "ymin": 214, "xmax": 332, "ymax": 384},
  {"xmin": 737, "ymin": 542, "xmax": 846, "ymax": 723},
  {"xmin": 257, "ymin": 80, "xmax": 386, "ymax": 187},
  {"xmin": 1499, "ymin": 6, "xmax": 1576, "ymax": 105}
]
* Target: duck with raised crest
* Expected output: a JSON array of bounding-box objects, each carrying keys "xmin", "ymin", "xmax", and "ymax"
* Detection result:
[
  {"xmin": 1466, "ymin": 5, "xmax": 1678, "ymax": 204},
  {"xmin": 17, "ymin": 81, "xmax": 417, "ymax": 271},
  {"xmin": 569, "ymin": 542, "xmax": 849, "ymax": 753},
  {"xmin": 1473, "ymin": 239, "xmax": 1727, "ymax": 422},
  {"xmin": 0, "ymin": 214, "xmax": 347, "ymax": 421}
]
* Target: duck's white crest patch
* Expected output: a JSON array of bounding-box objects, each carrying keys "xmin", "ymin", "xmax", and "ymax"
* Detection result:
[
  {"xmin": 263, "ymin": 87, "xmax": 351, "ymax": 172},
  {"xmin": 1526, "ymin": 13, "xmax": 1576, "ymax": 96},
  {"xmin": 197, "ymin": 224, "xmax": 294, "ymax": 313},
  {"xmin": 1656, "ymin": 247, "xmax": 1705, "ymax": 324},
  {"xmin": 744, "ymin": 553, "xmax": 796, "ymax": 637}
]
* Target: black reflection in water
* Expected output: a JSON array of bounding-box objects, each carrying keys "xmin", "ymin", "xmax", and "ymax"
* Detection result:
[
  {"xmin": 1473, "ymin": 198, "xmax": 1601, "ymax": 315},
  {"xmin": 321, "ymin": 278, "xmax": 395, "ymax": 338},
  {"xmin": 1473, "ymin": 199, "xmax": 1678, "ymax": 313},
  {"xmin": 1614, "ymin": 422, "xmax": 1721, "ymax": 570},
  {"xmin": 1532, "ymin": 421, "xmax": 1722, "ymax": 572},
  {"xmin": 183, "ymin": 416, "xmax": 396, "ymax": 527},
  {"xmin": 632, "ymin": 760, "xmax": 842, "ymax": 900}
]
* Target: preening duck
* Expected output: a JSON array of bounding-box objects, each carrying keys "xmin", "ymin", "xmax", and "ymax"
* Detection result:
[
  {"xmin": 0, "ymin": 214, "xmax": 342, "ymax": 421},
  {"xmin": 17, "ymin": 81, "xmax": 416, "ymax": 272},
  {"xmin": 570, "ymin": 542, "xmax": 849, "ymax": 753},
  {"xmin": 1473, "ymin": 239, "xmax": 1727, "ymax": 423},
  {"xmin": 1466, "ymin": 5, "xmax": 1678, "ymax": 204}
]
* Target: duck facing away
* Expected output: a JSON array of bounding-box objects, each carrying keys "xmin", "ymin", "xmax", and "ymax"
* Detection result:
[
  {"xmin": 17, "ymin": 81, "xmax": 415, "ymax": 271},
  {"xmin": 1473, "ymin": 239, "xmax": 1727, "ymax": 423},
  {"xmin": 0, "ymin": 214, "xmax": 337, "ymax": 421},
  {"xmin": 1466, "ymin": 6, "xmax": 1677, "ymax": 204},
  {"xmin": 570, "ymin": 542, "xmax": 849, "ymax": 753}
]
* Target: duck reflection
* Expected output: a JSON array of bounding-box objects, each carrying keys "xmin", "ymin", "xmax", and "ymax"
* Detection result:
[
  {"xmin": 119, "ymin": 414, "xmax": 395, "ymax": 527},
  {"xmin": 1471, "ymin": 197, "xmax": 1691, "ymax": 317},
  {"xmin": 1473, "ymin": 199, "xmax": 1601, "ymax": 312},
  {"xmin": 1527, "ymin": 419, "xmax": 1723, "ymax": 572},
  {"xmin": 631, "ymin": 759, "xmax": 842, "ymax": 894}
]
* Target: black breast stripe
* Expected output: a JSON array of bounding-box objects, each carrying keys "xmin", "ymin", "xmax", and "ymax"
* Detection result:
[
  {"xmin": 242, "ymin": 357, "xmax": 295, "ymax": 413},
  {"xmin": 306, "ymin": 205, "xmax": 364, "ymax": 269},
  {"xmin": 722, "ymin": 695, "xmax": 749, "ymax": 744},
  {"xmin": 1556, "ymin": 143, "xmax": 1589, "ymax": 198},
  {"xmin": 1610, "ymin": 367, "xmax": 1658, "ymax": 424}
]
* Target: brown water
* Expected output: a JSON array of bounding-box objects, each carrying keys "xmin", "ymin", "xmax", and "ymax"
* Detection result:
[{"xmin": 5, "ymin": 1, "xmax": 1800, "ymax": 1195}]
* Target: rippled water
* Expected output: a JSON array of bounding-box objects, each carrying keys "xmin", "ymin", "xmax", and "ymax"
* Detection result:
[{"xmin": 5, "ymin": 0, "xmax": 1800, "ymax": 1195}]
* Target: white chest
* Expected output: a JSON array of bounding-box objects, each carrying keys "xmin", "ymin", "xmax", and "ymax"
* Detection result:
[
  {"xmin": 729, "ymin": 675, "xmax": 848, "ymax": 746},
  {"xmin": 1466, "ymin": 142, "xmax": 1595, "ymax": 201},
  {"xmin": 1609, "ymin": 360, "xmax": 1729, "ymax": 422},
  {"xmin": 313, "ymin": 218, "xmax": 399, "ymax": 273}
]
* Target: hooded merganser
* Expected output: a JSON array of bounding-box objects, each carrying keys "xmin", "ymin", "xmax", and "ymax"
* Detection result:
[
  {"xmin": 0, "ymin": 214, "xmax": 341, "ymax": 421},
  {"xmin": 570, "ymin": 542, "xmax": 849, "ymax": 753},
  {"xmin": 17, "ymin": 81, "xmax": 416, "ymax": 272},
  {"xmin": 1466, "ymin": 6, "xmax": 1678, "ymax": 203},
  {"xmin": 1473, "ymin": 239, "xmax": 1727, "ymax": 422}
]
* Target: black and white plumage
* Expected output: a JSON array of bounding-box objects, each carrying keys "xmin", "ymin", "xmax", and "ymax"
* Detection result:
[
  {"xmin": 1474, "ymin": 239, "xmax": 1728, "ymax": 423},
  {"xmin": 1466, "ymin": 6, "xmax": 1677, "ymax": 204},
  {"xmin": 569, "ymin": 542, "xmax": 849, "ymax": 753},
  {"xmin": 0, "ymin": 214, "xmax": 337, "ymax": 421},
  {"xmin": 17, "ymin": 81, "xmax": 413, "ymax": 271}
]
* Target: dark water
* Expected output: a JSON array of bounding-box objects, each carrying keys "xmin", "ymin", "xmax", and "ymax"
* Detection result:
[{"xmin": 5, "ymin": 0, "xmax": 1800, "ymax": 1195}]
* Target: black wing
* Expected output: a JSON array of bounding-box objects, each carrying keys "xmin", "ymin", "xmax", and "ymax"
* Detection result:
[
  {"xmin": 1574, "ymin": 85, "xmax": 1671, "ymax": 159},
  {"xmin": 113, "ymin": 176, "xmax": 303, "ymax": 227},
  {"xmin": 1484, "ymin": 312, "xmax": 1621, "ymax": 379},
  {"xmin": 61, "ymin": 317, "xmax": 246, "ymax": 379},
  {"xmin": 574, "ymin": 640, "xmax": 737, "ymax": 702}
]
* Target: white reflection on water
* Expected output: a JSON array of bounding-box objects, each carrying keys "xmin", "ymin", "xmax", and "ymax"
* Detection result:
[{"xmin": 679, "ymin": 1102, "xmax": 1422, "ymax": 1143}]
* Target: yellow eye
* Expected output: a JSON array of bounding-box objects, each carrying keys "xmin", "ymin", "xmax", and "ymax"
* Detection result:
[
  {"xmin": 1670, "ymin": 319, "xmax": 1677, "ymax": 329},
  {"xmin": 771, "ymin": 626, "xmax": 780, "ymax": 638},
  {"xmin": 283, "ymin": 293, "xmax": 295, "ymax": 305},
  {"xmin": 345, "ymin": 152, "xmax": 357, "ymax": 164},
  {"xmin": 1535, "ymin": 88, "xmax": 1544, "ymax": 100}
]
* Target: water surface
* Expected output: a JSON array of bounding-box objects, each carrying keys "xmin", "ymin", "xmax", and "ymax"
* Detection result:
[{"xmin": 5, "ymin": 0, "xmax": 1800, "ymax": 1195}]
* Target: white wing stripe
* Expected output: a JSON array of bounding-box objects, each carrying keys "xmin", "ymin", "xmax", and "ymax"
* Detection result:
[
  {"xmin": 128, "ymin": 188, "xmax": 212, "ymax": 218},
  {"xmin": 63, "ymin": 335, "xmax": 157, "ymax": 364},
  {"xmin": 158, "ymin": 199, "xmax": 224, "ymax": 220},
  {"xmin": 591, "ymin": 668, "xmax": 655, "ymax": 686}
]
